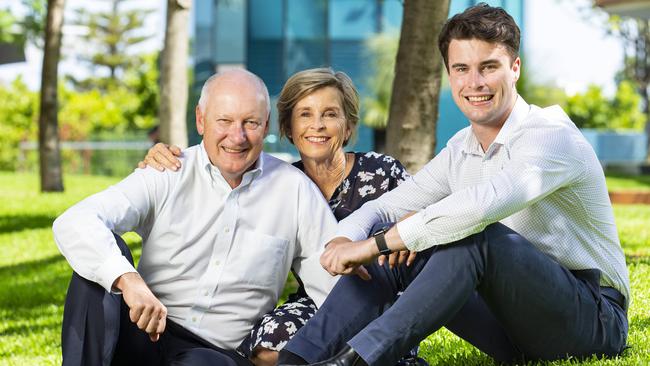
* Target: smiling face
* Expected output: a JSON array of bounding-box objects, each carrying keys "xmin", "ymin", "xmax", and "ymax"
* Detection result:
[
  {"xmin": 447, "ymin": 38, "xmax": 520, "ymax": 129},
  {"xmin": 196, "ymin": 72, "xmax": 269, "ymax": 188},
  {"xmin": 290, "ymin": 86, "xmax": 351, "ymax": 163}
]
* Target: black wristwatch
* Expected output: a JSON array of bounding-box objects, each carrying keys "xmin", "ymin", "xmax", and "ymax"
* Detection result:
[{"xmin": 373, "ymin": 228, "xmax": 392, "ymax": 256}]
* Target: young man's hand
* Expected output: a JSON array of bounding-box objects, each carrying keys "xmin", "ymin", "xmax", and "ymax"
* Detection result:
[{"xmin": 114, "ymin": 272, "xmax": 167, "ymax": 342}]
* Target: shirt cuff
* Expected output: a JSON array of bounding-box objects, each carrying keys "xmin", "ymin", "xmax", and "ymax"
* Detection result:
[
  {"xmin": 96, "ymin": 255, "xmax": 138, "ymax": 293},
  {"xmin": 333, "ymin": 224, "xmax": 368, "ymax": 243},
  {"xmin": 396, "ymin": 212, "xmax": 429, "ymax": 251}
]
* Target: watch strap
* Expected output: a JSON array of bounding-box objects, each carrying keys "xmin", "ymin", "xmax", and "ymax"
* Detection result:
[{"xmin": 373, "ymin": 230, "xmax": 392, "ymax": 255}]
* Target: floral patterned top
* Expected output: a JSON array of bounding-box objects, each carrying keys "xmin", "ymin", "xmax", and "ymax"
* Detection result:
[
  {"xmin": 293, "ymin": 151, "xmax": 409, "ymax": 221},
  {"xmin": 237, "ymin": 152, "xmax": 410, "ymax": 357}
]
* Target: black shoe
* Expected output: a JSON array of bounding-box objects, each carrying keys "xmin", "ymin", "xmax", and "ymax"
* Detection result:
[
  {"xmin": 280, "ymin": 345, "xmax": 368, "ymax": 366},
  {"xmin": 395, "ymin": 356, "xmax": 429, "ymax": 366}
]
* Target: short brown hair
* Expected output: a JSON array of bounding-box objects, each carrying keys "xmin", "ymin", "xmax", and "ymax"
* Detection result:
[
  {"xmin": 277, "ymin": 68, "xmax": 359, "ymax": 146},
  {"xmin": 438, "ymin": 3, "xmax": 520, "ymax": 70}
]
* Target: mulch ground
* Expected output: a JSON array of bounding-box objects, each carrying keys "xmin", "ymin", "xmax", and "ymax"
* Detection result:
[{"xmin": 609, "ymin": 191, "xmax": 650, "ymax": 204}]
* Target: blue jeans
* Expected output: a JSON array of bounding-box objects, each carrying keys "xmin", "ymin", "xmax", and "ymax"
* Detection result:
[{"xmin": 283, "ymin": 223, "xmax": 628, "ymax": 365}]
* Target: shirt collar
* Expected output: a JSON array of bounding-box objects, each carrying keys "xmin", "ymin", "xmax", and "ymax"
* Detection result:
[
  {"xmin": 492, "ymin": 95, "xmax": 529, "ymax": 147},
  {"xmin": 462, "ymin": 95, "xmax": 530, "ymax": 156},
  {"xmin": 199, "ymin": 141, "xmax": 264, "ymax": 190}
]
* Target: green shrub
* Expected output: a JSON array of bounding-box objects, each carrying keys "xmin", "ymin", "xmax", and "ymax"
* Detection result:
[{"xmin": 0, "ymin": 78, "xmax": 38, "ymax": 171}]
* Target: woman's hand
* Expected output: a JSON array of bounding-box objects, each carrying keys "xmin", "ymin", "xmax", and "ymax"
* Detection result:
[{"xmin": 137, "ymin": 143, "xmax": 183, "ymax": 171}]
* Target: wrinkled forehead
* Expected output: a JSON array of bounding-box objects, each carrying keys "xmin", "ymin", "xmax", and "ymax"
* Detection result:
[{"xmin": 207, "ymin": 81, "xmax": 269, "ymax": 115}]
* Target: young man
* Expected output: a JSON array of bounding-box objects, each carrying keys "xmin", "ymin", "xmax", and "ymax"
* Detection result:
[
  {"xmin": 54, "ymin": 70, "xmax": 338, "ymax": 366},
  {"xmin": 278, "ymin": 4, "xmax": 630, "ymax": 365}
]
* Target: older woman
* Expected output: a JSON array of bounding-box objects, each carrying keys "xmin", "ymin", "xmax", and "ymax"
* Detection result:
[{"xmin": 140, "ymin": 68, "xmax": 422, "ymax": 366}]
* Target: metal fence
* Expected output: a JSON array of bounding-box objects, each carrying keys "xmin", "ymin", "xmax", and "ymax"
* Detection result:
[{"xmin": 19, "ymin": 141, "xmax": 153, "ymax": 177}]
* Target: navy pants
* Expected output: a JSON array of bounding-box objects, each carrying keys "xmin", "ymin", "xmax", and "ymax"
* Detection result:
[
  {"xmin": 283, "ymin": 223, "xmax": 628, "ymax": 365},
  {"xmin": 61, "ymin": 234, "xmax": 252, "ymax": 366}
]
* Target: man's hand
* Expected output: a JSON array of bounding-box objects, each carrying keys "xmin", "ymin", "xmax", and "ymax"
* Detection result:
[
  {"xmin": 137, "ymin": 143, "xmax": 182, "ymax": 171},
  {"xmin": 320, "ymin": 237, "xmax": 377, "ymax": 280},
  {"xmin": 377, "ymin": 212, "xmax": 418, "ymax": 268},
  {"xmin": 378, "ymin": 250, "xmax": 417, "ymax": 268},
  {"xmin": 113, "ymin": 272, "xmax": 167, "ymax": 342}
]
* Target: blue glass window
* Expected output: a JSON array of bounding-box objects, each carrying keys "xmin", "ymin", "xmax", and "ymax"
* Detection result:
[
  {"xmin": 249, "ymin": 0, "xmax": 283, "ymax": 39},
  {"xmin": 330, "ymin": 0, "xmax": 375, "ymax": 40}
]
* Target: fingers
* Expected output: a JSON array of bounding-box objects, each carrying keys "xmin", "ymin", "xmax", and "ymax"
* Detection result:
[
  {"xmin": 129, "ymin": 305, "xmax": 144, "ymax": 323},
  {"xmin": 388, "ymin": 252, "xmax": 398, "ymax": 269},
  {"xmin": 131, "ymin": 301, "xmax": 167, "ymax": 342},
  {"xmin": 137, "ymin": 305, "xmax": 154, "ymax": 330},
  {"xmin": 378, "ymin": 255, "xmax": 386, "ymax": 266},
  {"xmin": 137, "ymin": 161, "xmax": 146, "ymax": 169},
  {"xmin": 142, "ymin": 143, "xmax": 182, "ymax": 171},
  {"xmin": 156, "ymin": 314, "xmax": 167, "ymax": 335},
  {"xmin": 407, "ymin": 251, "xmax": 417, "ymax": 266},
  {"xmin": 143, "ymin": 155, "xmax": 166, "ymax": 172},
  {"xmin": 153, "ymin": 143, "xmax": 181, "ymax": 170},
  {"xmin": 379, "ymin": 250, "xmax": 413, "ymax": 268},
  {"xmin": 355, "ymin": 266, "xmax": 372, "ymax": 281},
  {"xmin": 169, "ymin": 145, "xmax": 182, "ymax": 156},
  {"xmin": 155, "ymin": 150, "xmax": 180, "ymax": 171},
  {"xmin": 398, "ymin": 250, "xmax": 409, "ymax": 265}
]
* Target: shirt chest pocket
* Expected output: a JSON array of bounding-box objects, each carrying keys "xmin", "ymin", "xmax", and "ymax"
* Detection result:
[{"xmin": 230, "ymin": 229, "xmax": 289, "ymax": 288}]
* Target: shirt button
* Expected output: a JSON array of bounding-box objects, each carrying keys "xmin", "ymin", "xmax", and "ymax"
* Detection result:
[
  {"xmin": 192, "ymin": 317, "xmax": 197, "ymax": 322},
  {"xmin": 204, "ymin": 291, "xmax": 209, "ymax": 296},
  {"xmin": 224, "ymin": 227, "xmax": 230, "ymax": 233},
  {"xmin": 214, "ymin": 260, "xmax": 221, "ymax": 266}
]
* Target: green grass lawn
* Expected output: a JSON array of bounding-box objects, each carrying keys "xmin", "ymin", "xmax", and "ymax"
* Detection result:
[
  {"xmin": 1, "ymin": 172, "xmax": 649, "ymax": 365},
  {"xmin": 606, "ymin": 173, "xmax": 650, "ymax": 192}
]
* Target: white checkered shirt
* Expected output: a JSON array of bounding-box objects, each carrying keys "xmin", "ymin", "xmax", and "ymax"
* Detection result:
[{"xmin": 335, "ymin": 96, "xmax": 630, "ymax": 305}]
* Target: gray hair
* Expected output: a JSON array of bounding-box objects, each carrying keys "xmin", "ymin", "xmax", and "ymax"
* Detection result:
[{"xmin": 197, "ymin": 69, "xmax": 271, "ymax": 114}]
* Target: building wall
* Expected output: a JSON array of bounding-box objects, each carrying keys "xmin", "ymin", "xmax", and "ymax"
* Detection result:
[{"xmin": 191, "ymin": 0, "xmax": 524, "ymax": 157}]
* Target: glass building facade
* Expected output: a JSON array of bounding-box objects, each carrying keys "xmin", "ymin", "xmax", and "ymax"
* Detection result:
[{"xmin": 191, "ymin": 0, "xmax": 524, "ymax": 156}]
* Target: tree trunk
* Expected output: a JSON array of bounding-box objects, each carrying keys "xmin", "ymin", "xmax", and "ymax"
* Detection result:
[
  {"xmin": 38, "ymin": 0, "xmax": 66, "ymax": 192},
  {"xmin": 385, "ymin": 0, "xmax": 450, "ymax": 173},
  {"xmin": 158, "ymin": 0, "xmax": 191, "ymax": 148}
]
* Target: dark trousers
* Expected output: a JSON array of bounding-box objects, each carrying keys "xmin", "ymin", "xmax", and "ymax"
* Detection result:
[
  {"xmin": 61, "ymin": 233, "xmax": 253, "ymax": 366},
  {"xmin": 283, "ymin": 223, "xmax": 628, "ymax": 365}
]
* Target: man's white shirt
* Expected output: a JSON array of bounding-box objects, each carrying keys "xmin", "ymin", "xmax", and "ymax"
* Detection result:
[
  {"xmin": 335, "ymin": 96, "xmax": 630, "ymax": 305},
  {"xmin": 53, "ymin": 143, "xmax": 339, "ymax": 349}
]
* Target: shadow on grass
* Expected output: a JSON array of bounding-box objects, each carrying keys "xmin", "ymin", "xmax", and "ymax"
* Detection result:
[
  {"xmin": 0, "ymin": 214, "xmax": 56, "ymax": 234},
  {"xmin": 1, "ymin": 316, "xmax": 61, "ymax": 337},
  {"xmin": 0, "ymin": 241, "xmax": 141, "ymax": 309}
]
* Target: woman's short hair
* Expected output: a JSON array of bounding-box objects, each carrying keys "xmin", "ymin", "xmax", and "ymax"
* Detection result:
[{"xmin": 277, "ymin": 68, "xmax": 359, "ymax": 146}]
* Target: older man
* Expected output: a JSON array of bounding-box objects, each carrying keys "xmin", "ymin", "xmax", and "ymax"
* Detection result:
[
  {"xmin": 54, "ymin": 70, "xmax": 338, "ymax": 366},
  {"xmin": 279, "ymin": 4, "xmax": 630, "ymax": 366}
]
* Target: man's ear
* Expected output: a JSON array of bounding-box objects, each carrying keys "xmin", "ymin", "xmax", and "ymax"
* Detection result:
[
  {"xmin": 263, "ymin": 113, "xmax": 270, "ymax": 136},
  {"xmin": 196, "ymin": 105, "xmax": 205, "ymax": 135},
  {"xmin": 512, "ymin": 56, "xmax": 521, "ymax": 82}
]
